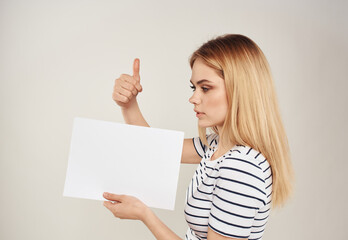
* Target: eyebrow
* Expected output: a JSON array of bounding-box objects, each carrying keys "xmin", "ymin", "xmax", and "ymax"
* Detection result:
[{"xmin": 190, "ymin": 79, "xmax": 213, "ymax": 85}]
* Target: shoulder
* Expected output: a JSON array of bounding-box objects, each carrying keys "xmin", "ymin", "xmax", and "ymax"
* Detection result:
[
  {"xmin": 216, "ymin": 145, "xmax": 271, "ymax": 206},
  {"xmin": 192, "ymin": 133, "xmax": 219, "ymax": 158},
  {"xmin": 219, "ymin": 145, "xmax": 270, "ymax": 174}
]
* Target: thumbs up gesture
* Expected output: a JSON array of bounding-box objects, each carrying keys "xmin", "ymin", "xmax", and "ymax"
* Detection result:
[{"xmin": 112, "ymin": 58, "xmax": 143, "ymax": 109}]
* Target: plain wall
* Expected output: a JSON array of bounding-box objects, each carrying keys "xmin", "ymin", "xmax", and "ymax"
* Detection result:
[{"xmin": 1, "ymin": 0, "xmax": 347, "ymax": 239}]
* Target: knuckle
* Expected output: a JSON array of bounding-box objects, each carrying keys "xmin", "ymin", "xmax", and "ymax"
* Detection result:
[
  {"xmin": 124, "ymin": 83, "xmax": 131, "ymax": 90},
  {"xmin": 113, "ymin": 94, "xmax": 119, "ymax": 101},
  {"xmin": 114, "ymin": 82, "xmax": 121, "ymax": 88},
  {"xmin": 117, "ymin": 96, "xmax": 125, "ymax": 103},
  {"xmin": 127, "ymin": 77, "xmax": 135, "ymax": 84}
]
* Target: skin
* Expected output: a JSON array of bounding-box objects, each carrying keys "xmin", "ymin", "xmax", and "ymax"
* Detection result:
[
  {"xmin": 105, "ymin": 58, "xmax": 245, "ymax": 240},
  {"xmin": 189, "ymin": 57, "xmax": 232, "ymax": 160},
  {"xmin": 189, "ymin": 57, "xmax": 229, "ymax": 131}
]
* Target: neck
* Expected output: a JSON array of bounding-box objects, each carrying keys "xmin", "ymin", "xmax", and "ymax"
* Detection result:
[
  {"xmin": 216, "ymin": 125, "xmax": 223, "ymax": 134},
  {"xmin": 215, "ymin": 125, "xmax": 234, "ymax": 151}
]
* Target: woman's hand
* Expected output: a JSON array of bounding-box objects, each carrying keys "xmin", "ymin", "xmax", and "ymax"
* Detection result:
[
  {"xmin": 112, "ymin": 58, "xmax": 143, "ymax": 109},
  {"xmin": 103, "ymin": 192, "xmax": 148, "ymax": 221},
  {"xmin": 103, "ymin": 192, "xmax": 182, "ymax": 240}
]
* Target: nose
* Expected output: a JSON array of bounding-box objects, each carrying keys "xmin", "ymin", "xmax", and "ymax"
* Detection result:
[{"xmin": 189, "ymin": 91, "xmax": 201, "ymax": 105}]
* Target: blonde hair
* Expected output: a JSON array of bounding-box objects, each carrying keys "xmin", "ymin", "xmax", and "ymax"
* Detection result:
[{"xmin": 189, "ymin": 34, "xmax": 294, "ymax": 207}]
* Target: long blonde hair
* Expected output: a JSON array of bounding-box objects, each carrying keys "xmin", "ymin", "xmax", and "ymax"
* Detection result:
[{"xmin": 189, "ymin": 34, "xmax": 294, "ymax": 207}]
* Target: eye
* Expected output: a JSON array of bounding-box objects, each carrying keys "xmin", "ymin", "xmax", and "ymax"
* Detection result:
[
  {"xmin": 190, "ymin": 85, "xmax": 196, "ymax": 92},
  {"xmin": 202, "ymin": 87, "xmax": 209, "ymax": 92}
]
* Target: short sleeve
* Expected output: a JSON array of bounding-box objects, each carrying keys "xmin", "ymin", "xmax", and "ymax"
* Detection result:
[
  {"xmin": 192, "ymin": 133, "xmax": 218, "ymax": 158},
  {"xmin": 208, "ymin": 158, "xmax": 266, "ymax": 239}
]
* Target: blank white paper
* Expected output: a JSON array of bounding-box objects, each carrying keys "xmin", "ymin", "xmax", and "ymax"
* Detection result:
[{"xmin": 63, "ymin": 117, "xmax": 184, "ymax": 210}]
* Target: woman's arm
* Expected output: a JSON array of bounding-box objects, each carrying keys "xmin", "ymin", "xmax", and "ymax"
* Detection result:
[
  {"xmin": 181, "ymin": 138, "xmax": 201, "ymax": 164},
  {"xmin": 103, "ymin": 192, "xmax": 181, "ymax": 240},
  {"xmin": 120, "ymin": 99, "xmax": 150, "ymax": 127},
  {"xmin": 142, "ymin": 207, "xmax": 182, "ymax": 240},
  {"xmin": 103, "ymin": 193, "xmax": 244, "ymax": 240}
]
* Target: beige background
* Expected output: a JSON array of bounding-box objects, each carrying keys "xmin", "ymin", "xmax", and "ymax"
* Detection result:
[{"xmin": 1, "ymin": 0, "xmax": 347, "ymax": 239}]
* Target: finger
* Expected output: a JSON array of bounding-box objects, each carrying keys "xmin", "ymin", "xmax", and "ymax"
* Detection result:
[
  {"xmin": 103, "ymin": 201, "xmax": 114, "ymax": 210},
  {"xmin": 136, "ymin": 83, "xmax": 143, "ymax": 92},
  {"xmin": 103, "ymin": 192, "xmax": 124, "ymax": 201},
  {"xmin": 114, "ymin": 86, "xmax": 133, "ymax": 100},
  {"xmin": 119, "ymin": 80, "xmax": 138, "ymax": 96},
  {"xmin": 103, "ymin": 201, "xmax": 120, "ymax": 216},
  {"xmin": 119, "ymin": 80, "xmax": 133, "ymax": 91},
  {"xmin": 132, "ymin": 58, "xmax": 140, "ymax": 82},
  {"xmin": 113, "ymin": 93, "xmax": 130, "ymax": 104},
  {"xmin": 121, "ymin": 74, "xmax": 142, "ymax": 92}
]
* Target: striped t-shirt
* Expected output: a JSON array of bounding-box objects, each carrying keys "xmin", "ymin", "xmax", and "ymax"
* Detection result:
[{"xmin": 184, "ymin": 133, "xmax": 273, "ymax": 240}]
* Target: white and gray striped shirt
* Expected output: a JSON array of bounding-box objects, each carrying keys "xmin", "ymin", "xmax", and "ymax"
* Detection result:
[{"xmin": 184, "ymin": 134, "xmax": 272, "ymax": 240}]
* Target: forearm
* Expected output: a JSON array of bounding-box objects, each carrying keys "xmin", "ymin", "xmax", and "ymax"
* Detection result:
[
  {"xmin": 121, "ymin": 100, "xmax": 150, "ymax": 127},
  {"xmin": 142, "ymin": 208, "xmax": 182, "ymax": 240}
]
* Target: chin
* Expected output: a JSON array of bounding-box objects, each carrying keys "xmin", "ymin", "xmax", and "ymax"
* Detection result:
[
  {"xmin": 198, "ymin": 119, "xmax": 224, "ymax": 129},
  {"xmin": 197, "ymin": 121, "xmax": 214, "ymax": 128}
]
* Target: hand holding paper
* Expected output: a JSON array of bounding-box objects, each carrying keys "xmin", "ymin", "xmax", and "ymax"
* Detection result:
[{"xmin": 103, "ymin": 192, "xmax": 148, "ymax": 221}]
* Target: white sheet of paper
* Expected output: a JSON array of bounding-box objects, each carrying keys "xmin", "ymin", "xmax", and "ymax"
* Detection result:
[{"xmin": 63, "ymin": 117, "xmax": 184, "ymax": 210}]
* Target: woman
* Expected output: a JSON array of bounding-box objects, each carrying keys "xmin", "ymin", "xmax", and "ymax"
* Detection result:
[{"xmin": 103, "ymin": 34, "xmax": 294, "ymax": 240}]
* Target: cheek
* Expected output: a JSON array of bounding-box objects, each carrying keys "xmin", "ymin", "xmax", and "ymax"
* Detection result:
[{"xmin": 206, "ymin": 95, "xmax": 229, "ymax": 117}]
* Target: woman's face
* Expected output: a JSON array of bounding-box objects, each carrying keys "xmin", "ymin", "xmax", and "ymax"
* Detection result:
[{"xmin": 189, "ymin": 58, "xmax": 229, "ymax": 129}]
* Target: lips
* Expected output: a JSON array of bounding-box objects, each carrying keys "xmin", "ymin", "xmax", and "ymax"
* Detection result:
[
  {"xmin": 194, "ymin": 110, "xmax": 205, "ymax": 118},
  {"xmin": 194, "ymin": 109, "xmax": 204, "ymax": 114}
]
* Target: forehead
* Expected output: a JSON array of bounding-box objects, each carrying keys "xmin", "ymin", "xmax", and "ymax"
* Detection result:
[{"xmin": 191, "ymin": 58, "xmax": 224, "ymax": 84}]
